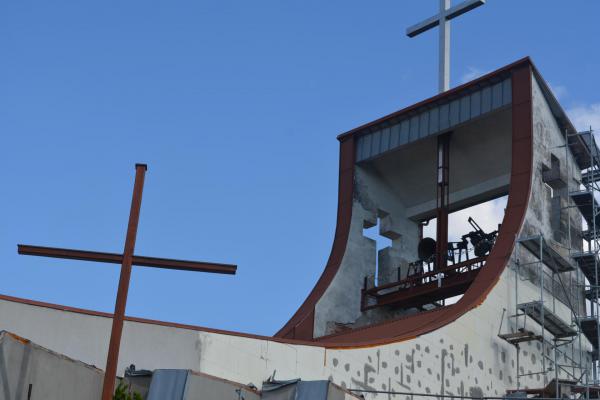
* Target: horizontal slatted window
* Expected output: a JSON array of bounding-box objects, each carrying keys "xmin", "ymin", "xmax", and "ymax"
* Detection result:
[{"xmin": 355, "ymin": 77, "xmax": 512, "ymax": 162}]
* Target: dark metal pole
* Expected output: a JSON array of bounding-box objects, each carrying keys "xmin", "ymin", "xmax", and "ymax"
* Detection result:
[
  {"xmin": 436, "ymin": 134, "xmax": 450, "ymax": 271},
  {"xmin": 101, "ymin": 164, "xmax": 147, "ymax": 400}
]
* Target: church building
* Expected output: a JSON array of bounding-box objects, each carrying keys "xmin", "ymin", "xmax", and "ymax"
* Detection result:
[{"xmin": 2, "ymin": 56, "xmax": 600, "ymax": 399}]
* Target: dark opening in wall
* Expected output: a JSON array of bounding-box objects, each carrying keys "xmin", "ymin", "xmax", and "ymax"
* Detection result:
[{"xmin": 421, "ymin": 195, "xmax": 508, "ymax": 305}]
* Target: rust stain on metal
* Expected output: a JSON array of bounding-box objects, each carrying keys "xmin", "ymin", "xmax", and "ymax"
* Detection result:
[{"xmin": 7, "ymin": 332, "xmax": 31, "ymax": 345}]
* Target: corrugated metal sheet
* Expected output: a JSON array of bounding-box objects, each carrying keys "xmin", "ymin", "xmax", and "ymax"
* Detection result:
[
  {"xmin": 355, "ymin": 77, "xmax": 512, "ymax": 162},
  {"xmin": 147, "ymin": 369, "xmax": 188, "ymax": 400},
  {"xmin": 262, "ymin": 380, "xmax": 330, "ymax": 399}
]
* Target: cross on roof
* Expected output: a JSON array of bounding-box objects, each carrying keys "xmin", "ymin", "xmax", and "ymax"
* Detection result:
[
  {"xmin": 406, "ymin": 0, "xmax": 485, "ymax": 93},
  {"xmin": 17, "ymin": 164, "xmax": 237, "ymax": 400}
]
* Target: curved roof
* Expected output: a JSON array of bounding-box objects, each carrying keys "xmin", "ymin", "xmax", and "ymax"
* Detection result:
[{"xmin": 274, "ymin": 58, "xmax": 536, "ymax": 347}]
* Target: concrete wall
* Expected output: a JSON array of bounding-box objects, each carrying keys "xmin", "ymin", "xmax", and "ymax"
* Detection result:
[
  {"xmin": 0, "ymin": 299, "xmax": 208, "ymax": 378},
  {"xmin": 355, "ymin": 165, "xmax": 420, "ymax": 286},
  {"xmin": 0, "ymin": 331, "xmax": 103, "ymax": 400},
  {"xmin": 313, "ymin": 103, "xmax": 514, "ymax": 337},
  {"xmin": 519, "ymin": 76, "xmax": 584, "ymax": 312},
  {"xmin": 313, "ymin": 165, "xmax": 421, "ymax": 337}
]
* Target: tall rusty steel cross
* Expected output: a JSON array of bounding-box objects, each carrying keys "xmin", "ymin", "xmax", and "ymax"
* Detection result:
[{"xmin": 17, "ymin": 164, "xmax": 237, "ymax": 400}]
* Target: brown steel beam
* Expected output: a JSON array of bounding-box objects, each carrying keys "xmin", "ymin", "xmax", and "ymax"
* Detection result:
[
  {"xmin": 17, "ymin": 245, "xmax": 237, "ymax": 275},
  {"xmin": 364, "ymin": 256, "xmax": 485, "ymax": 295},
  {"xmin": 101, "ymin": 163, "xmax": 147, "ymax": 400},
  {"xmin": 373, "ymin": 269, "xmax": 480, "ymax": 309},
  {"xmin": 18, "ymin": 245, "xmax": 122, "ymax": 264},
  {"xmin": 132, "ymin": 255, "xmax": 236, "ymax": 274}
]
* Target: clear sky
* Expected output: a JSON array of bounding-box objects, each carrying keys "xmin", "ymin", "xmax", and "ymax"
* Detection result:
[{"xmin": 1, "ymin": 1, "xmax": 599, "ymax": 336}]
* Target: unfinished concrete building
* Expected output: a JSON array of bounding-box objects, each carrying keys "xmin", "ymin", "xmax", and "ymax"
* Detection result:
[{"xmin": 2, "ymin": 57, "xmax": 600, "ymax": 398}]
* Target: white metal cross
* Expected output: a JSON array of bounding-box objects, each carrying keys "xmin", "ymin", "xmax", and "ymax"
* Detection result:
[{"xmin": 406, "ymin": 0, "xmax": 485, "ymax": 93}]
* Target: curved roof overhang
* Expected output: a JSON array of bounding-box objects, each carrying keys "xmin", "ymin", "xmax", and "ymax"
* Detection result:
[{"xmin": 274, "ymin": 57, "xmax": 537, "ymax": 347}]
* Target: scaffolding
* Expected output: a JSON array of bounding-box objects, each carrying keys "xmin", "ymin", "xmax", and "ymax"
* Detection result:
[
  {"xmin": 498, "ymin": 128, "xmax": 600, "ymax": 399},
  {"xmin": 573, "ymin": 128, "xmax": 600, "ymax": 386}
]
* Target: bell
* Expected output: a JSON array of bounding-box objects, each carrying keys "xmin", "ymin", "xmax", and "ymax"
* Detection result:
[
  {"xmin": 418, "ymin": 237, "xmax": 436, "ymax": 261},
  {"xmin": 474, "ymin": 239, "xmax": 493, "ymax": 257}
]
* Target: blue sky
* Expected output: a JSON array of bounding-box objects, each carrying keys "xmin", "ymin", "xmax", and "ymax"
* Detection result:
[{"xmin": 1, "ymin": 1, "xmax": 599, "ymax": 336}]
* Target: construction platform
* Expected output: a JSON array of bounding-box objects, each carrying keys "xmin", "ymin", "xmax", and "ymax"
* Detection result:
[
  {"xmin": 519, "ymin": 236, "xmax": 575, "ymax": 273},
  {"xmin": 581, "ymin": 170, "xmax": 600, "ymax": 186},
  {"xmin": 507, "ymin": 378, "xmax": 583, "ymax": 398},
  {"xmin": 362, "ymin": 258, "xmax": 485, "ymax": 311},
  {"xmin": 517, "ymin": 301, "xmax": 578, "ymax": 339},
  {"xmin": 568, "ymin": 130, "xmax": 600, "ymax": 171},
  {"xmin": 498, "ymin": 328, "xmax": 543, "ymax": 345},
  {"xmin": 573, "ymin": 251, "xmax": 599, "ymax": 283},
  {"xmin": 570, "ymin": 190, "xmax": 600, "ymax": 230}
]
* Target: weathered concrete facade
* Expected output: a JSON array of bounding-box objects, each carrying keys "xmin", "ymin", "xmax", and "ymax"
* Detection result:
[{"xmin": 314, "ymin": 105, "xmax": 514, "ymax": 336}]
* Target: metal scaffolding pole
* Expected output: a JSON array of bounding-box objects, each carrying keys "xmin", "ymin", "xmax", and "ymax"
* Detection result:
[{"xmin": 503, "ymin": 127, "xmax": 600, "ymax": 398}]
